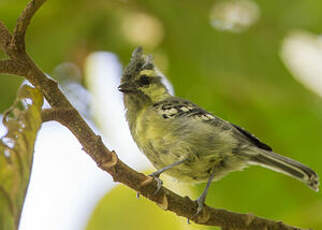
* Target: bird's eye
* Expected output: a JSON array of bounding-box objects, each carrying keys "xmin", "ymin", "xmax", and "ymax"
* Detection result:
[{"xmin": 139, "ymin": 75, "xmax": 150, "ymax": 86}]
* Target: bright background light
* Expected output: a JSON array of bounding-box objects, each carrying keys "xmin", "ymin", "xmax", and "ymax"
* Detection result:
[
  {"xmin": 281, "ymin": 31, "xmax": 322, "ymax": 98},
  {"xmin": 210, "ymin": 0, "xmax": 260, "ymax": 33}
]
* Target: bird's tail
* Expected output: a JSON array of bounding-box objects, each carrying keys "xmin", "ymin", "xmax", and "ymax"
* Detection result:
[{"xmin": 247, "ymin": 149, "xmax": 319, "ymax": 192}]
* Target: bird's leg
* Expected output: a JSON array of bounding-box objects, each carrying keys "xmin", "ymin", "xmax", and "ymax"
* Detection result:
[
  {"xmin": 150, "ymin": 158, "xmax": 187, "ymax": 194},
  {"xmin": 194, "ymin": 167, "xmax": 216, "ymax": 216},
  {"xmin": 137, "ymin": 159, "xmax": 187, "ymax": 198}
]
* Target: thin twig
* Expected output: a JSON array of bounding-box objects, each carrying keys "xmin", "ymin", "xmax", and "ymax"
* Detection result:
[
  {"xmin": 0, "ymin": 21, "xmax": 12, "ymax": 53},
  {"xmin": 0, "ymin": 1, "xmax": 310, "ymax": 229},
  {"xmin": 12, "ymin": 0, "xmax": 47, "ymax": 52}
]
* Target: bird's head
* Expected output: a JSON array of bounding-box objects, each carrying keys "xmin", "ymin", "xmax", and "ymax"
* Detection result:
[{"xmin": 119, "ymin": 47, "xmax": 170, "ymax": 104}]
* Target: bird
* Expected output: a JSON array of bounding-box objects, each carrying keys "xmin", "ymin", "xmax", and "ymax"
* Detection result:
[{"xmin": 118, "ymin": 47, "xmax": 319, "ymax": 215}]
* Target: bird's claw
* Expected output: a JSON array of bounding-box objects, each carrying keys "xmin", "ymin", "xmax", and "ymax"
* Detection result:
[
  {"xmin": 187, "ymin": 218, "xmax": 191, "ymax": 224},
  {"xmin": 186, "ymin": 197, "xmax": 205, "ymax": 224},
  {"xmin": 136, "ymin": 173, "xmax": 163, "ymax": 198},
  {"xmin": 192, "ymin": 197, "xmax": 205, "ymax": 217},
  {"xmin": 195, "ymin": 198, "xmax": 204, "ymax": 216},
  {"xmin": 149, "ymin": 173, "xmax": 163, "ymax": 195}
]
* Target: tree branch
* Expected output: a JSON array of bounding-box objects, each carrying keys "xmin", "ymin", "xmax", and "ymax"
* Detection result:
[
  {"xmin": 41, "ymin": 108, "xmax": 71, "ymax": 123},
  {"xmin": 0, "ymin": 21, "xmax": 12, "ymax": 53},
  {"xmin": 12, "ymin": 0, "xmax": 47, "ymax": 52},
  {"xmin": 0, "ymin": 59, "xmax": 25, "ymax": 76},
  {"xmin": 0, "ymin": 1, "xmax": 310, "ymax": 230}
]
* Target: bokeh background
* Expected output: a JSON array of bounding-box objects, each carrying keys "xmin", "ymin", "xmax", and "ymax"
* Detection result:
[{"xmin": 1, "ymin": 0, "xmax": 322, "ymax": 229}]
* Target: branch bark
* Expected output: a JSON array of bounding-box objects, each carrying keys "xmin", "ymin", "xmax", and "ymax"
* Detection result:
[
  {"xmin": 0, "ymin": 1, "xmax": 309, "ymax": 230},
  {"xmin": 0, "ymin": 60, "xmax": 25, "ymax": 76},
  {"xmin": 0, "ymin": 21, "xmax": 12, "ymax": 54}
]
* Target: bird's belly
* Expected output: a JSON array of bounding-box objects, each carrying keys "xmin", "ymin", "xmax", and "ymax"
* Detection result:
[{"xmin": 141, "ymin": 139, "xmax": 246, "ymax": 184}]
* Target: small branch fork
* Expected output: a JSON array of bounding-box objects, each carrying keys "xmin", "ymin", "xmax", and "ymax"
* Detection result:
[{"xmin": 0, "ymin": 1, "xmax": 308, "ymax": 229}]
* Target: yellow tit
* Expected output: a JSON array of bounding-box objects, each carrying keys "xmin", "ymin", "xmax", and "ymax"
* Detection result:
[{"xmin": 118, "ymin": 47, "xmax": 319, "ymax": 214}]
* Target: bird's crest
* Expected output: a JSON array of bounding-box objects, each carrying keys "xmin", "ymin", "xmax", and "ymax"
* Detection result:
[{"xmin": 122, "ymin": 47, "xmax": 155, "ymax": 82}]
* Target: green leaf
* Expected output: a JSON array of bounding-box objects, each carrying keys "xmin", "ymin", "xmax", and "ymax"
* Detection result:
[{"xmin": 0, "ymin": 84, "xmax": 43, "ymax": 230}]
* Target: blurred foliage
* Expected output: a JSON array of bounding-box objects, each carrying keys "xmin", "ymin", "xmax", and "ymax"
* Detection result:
[
  {"xmin": 0, "ymin": 85, "xmax": 43, "ymax": 230},
  {"xmin": 86, "ymin": 185, "xmax": 184, "ymax": 230},
  {"xmin": 1, "ymin": 0, "xmax": 322, "ymax": 229}
]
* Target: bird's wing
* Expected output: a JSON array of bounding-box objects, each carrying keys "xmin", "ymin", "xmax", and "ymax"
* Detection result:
[
  {"xmin": 152, "ymin": 97, "xmax": 272, "ymax": 152},
  {"xmin": 152, "ymin": 98, "xmax": 217, "ymax": 121}
]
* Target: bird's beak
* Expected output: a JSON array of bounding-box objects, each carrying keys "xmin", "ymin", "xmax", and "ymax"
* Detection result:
[{"xmin": 118, "ymin": 82, "xmax": 135, "ymax": 93}]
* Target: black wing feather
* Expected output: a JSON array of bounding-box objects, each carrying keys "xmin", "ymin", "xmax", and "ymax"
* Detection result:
[{"xmin": 231, "ymin": 123, "xmax": 272, "ymax": 151}]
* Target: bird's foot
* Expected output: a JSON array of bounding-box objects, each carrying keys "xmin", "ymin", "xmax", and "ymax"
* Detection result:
[
  {"xmin": 149, "ymin": 172, "xmax": 163, "ymax": 195},
  {"xmin": 137, "ymin": 172, "xmax": 163, "ymax": 198},
  {"xmin": 187, "ymin": 196, "xmax": 205, "ymax": 224},
  {"xmin": 195, "ymin": 197, "xmax": 204, "ymax": 216}
]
